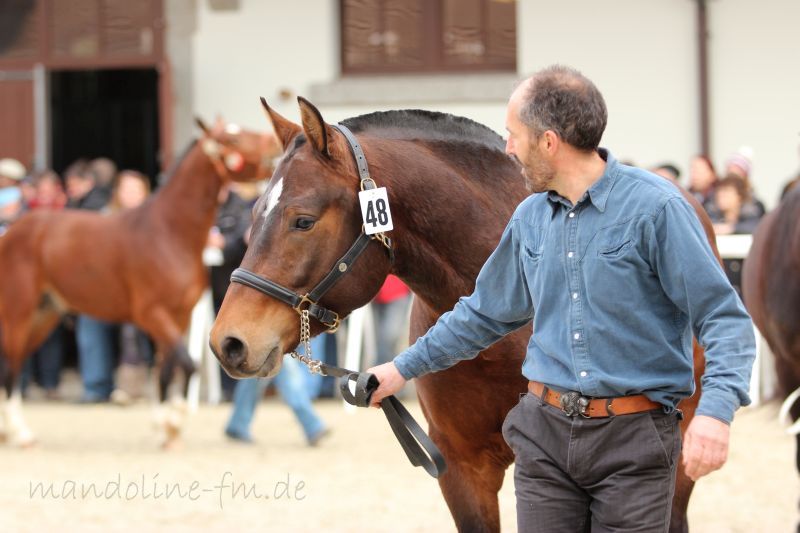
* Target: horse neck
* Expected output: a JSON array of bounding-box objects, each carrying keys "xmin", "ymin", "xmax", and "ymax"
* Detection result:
[
  {"xmin": 375, "ymin": 140, "xmax": 525, "ymax": 314},
  {"xmin": 151, "ymin": 144, "xmax": 223, "ymax": 249}
]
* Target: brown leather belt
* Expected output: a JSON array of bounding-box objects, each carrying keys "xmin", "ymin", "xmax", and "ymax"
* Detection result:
[{"xmin": 528, "ymin": 381, "xmax": 661, "ymax": 418}]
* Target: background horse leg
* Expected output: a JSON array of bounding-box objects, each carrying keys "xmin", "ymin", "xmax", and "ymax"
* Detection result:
[
  {"xmin": 0, "ymin": 307, "xmax": 60, "ymax": 447},
  {"xmin": 139, "ymin": 306, "xmax": 196, "ymax": 449}
]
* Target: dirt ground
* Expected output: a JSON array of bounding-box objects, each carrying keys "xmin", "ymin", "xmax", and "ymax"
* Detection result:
[{"xmin": 0, "ymin": 393, "xmax": 796, "ymax": 533}]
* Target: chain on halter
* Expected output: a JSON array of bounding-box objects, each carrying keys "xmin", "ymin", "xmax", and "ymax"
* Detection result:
[{"xmin": 290, "ymin": 310, "xmax": 323, "ymax": 374}]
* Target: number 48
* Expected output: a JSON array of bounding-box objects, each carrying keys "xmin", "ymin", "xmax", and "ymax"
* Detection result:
[{"xmin": 365, "ymin": 198, "xmax": 389, "ymax": 227}]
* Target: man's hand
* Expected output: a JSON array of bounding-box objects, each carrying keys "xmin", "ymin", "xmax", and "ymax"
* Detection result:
[
  {"xmin": 681, "ymin": 414, "xmax": 730, "ymax": 481},
  {"xmin": 366, "ymin": 362, "xmax": 407, "ymax": 408}
]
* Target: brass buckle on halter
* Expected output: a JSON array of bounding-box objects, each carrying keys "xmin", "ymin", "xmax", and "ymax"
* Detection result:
[
  {"xmin": 293, "ymin": 294, "xmax": 315, "ymax": 313},
  {"xmin": 360, "ymin": 177, "xmax": 377, "ymax": 191},
  {"xmin": 371, "ymin": 232, "xmax": 392, "ymax": 251},
  {"xmin": 326, "ymin": 313, "xmax": 341, "ymax": 334}
]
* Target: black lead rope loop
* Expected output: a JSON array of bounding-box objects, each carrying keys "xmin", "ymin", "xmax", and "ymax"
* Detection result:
[{"xmin": 337, "ymin": 370, "xmax": 447, "ymax": 479}]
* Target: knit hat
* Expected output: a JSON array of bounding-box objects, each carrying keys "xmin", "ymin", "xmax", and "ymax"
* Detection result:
[
  {"xmin": 0, "ymin": 158, "xmax": 26, "ymax": 181},
  {"xmin": 725, "ymin": 146, "xmax": 753, "ymax": 178}
]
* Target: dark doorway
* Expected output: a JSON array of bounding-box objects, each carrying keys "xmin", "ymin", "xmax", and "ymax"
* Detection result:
[{"xmin": 50, "ymin": 68, "xmax": 160, "ymax": 181}]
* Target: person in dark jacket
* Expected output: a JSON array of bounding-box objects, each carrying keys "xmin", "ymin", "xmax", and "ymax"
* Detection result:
[{"xmin": 64, "ymin": 158, "xmax": 116, "ymax": 402}]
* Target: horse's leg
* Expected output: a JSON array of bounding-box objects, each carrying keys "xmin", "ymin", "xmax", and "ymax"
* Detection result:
[
  {"xmin": 0, "ymin": 304, "xmax": 59, "ymax": 447},
  {"xmin": 668, "ymin": 340, "xmax": 706, "ymax": 533},
  {"xmin": 427, "ymin": 425, "xmax": 508, "ymax": 532},
  {"xmin": 138, "ymin": 306, "xmax": 196, "ymax": 449},
  {"xmin": 409, "ymin": 299, "xmax": 521, "ymax": 532}
]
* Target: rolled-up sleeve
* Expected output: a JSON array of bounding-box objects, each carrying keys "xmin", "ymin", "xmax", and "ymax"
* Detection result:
[
  {"xmin": 393, "ymin": 217, "xmax": 534, "ymax": 380},
  {"xmin": 648, "ymin": 196, "xmax": 756, "ymax": 423}
]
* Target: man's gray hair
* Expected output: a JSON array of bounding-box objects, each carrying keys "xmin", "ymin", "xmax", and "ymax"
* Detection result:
[{"xmin": 519, "ymin": 65, "xmax": 607, "ymax": 151}]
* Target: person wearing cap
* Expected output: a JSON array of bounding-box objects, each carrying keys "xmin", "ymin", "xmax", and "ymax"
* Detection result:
[
  {"xmin": 0, "ymin": 158, "xmax": 26, "ymax": 235},
  {"xmin": 724, "ymin": 147, "xmax": 766, "ymax": 219},
  {"xmin": 367, "ymin": 65, "xmax": 755, "ymax": 532}
]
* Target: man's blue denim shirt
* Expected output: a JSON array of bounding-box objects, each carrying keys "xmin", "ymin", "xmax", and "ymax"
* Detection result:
[{"xmin": 394, "ymin": 150, "xmax": 755, "ymax": 424}]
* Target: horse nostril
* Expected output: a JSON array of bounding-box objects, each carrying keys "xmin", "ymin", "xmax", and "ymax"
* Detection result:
[{"xmin": 221, "ymin": 336, "xmax": 248, "ymax": 368}]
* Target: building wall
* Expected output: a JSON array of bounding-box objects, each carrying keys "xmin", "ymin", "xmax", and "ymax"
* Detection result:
[
  {"xmin": 185, "ymin": 0, "xmax": 798, "ymax": 209},
  {"xmin": 709, "ymin": 0, "xmax": 800, "ymax": 207}
]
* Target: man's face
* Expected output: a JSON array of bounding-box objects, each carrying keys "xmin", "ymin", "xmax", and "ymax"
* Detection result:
[
  {"xmin": 505, "ymin": 93, "xmax": 555, "ymax": 193},
  {"xmin": 66, "ymin": 174, "xmax": 93, "ymax": 200}
]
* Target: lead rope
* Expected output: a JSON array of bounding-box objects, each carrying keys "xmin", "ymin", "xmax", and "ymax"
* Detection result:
[{"xmin": 286, "ymin": 309, "xmax": 447, "ymax": 478}]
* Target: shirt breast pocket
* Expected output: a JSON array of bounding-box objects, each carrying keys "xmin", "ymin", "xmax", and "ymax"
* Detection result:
[
  {"xmin": 522, "ymin": 229, "xmax": 544, "ymax": 263},
  {"xmin": 596, "ymin": 223, "xmax": 636, "ymax": 261}
]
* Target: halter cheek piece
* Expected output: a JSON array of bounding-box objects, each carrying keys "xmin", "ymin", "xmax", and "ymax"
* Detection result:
[
  {"xmin": 227, "ymin": 124, "xmax": 446, "ymax": 479},
  {"xmin": 229, "ymin": 124, "xmax": 393, "ymax": 333}
]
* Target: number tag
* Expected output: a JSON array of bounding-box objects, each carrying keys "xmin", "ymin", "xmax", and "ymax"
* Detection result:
[{"xmin": 358, "ymin": 187, "xmax": 393, "ymax": 235}]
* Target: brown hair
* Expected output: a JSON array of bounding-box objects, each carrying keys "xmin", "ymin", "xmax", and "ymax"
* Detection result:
[
  {"xmin": 716, "ymin": 173, "xmax": 750, "ymax": 202},
  {"xmin": 110, "ymin": 170, "xmax": 151, "ymax": 211}
]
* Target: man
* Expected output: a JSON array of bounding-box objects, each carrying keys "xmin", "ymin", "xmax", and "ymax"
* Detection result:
[{"xmin": 368, "ymin": 65, "xmax": 755, "ymax": 532}]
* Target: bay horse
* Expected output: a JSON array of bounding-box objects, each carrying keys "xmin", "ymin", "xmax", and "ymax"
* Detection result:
[
  {"xmin": 0, "ymin": 118, "xmax": 280, "ymax": 448},
  {"xmin": 209, "ymin": 97, "xmax": 718, "ymax": 532},
  {"xmin": 743, "ymin": 187, "xmax": 800, "ymax": 467}
]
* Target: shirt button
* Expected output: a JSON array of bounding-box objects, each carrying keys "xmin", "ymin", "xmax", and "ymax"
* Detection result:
[
  {"xmin": 573, "ymin": 333, "xmax": 580, "ymax": 340},
  {"xmin": 568, "ymin": 212, "xmax": 575, "ymax": 218},
  {"xmin": 580, "ymin": 371, "xmax": 588, "ymax": 377},
  {"xmin": 568, "ymin": 252, "xmax": 574, "ymax": 258},
  {"xmin": 572, "ymin": 292, "xmax": 578, "ymax": 299}
]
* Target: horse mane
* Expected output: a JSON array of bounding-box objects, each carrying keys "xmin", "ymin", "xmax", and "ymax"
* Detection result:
[{"xmin": 340, "ymin": 109, "xmax": 506, "ymax": 151}]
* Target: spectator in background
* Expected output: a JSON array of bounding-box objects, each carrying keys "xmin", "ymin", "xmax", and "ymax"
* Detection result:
[
  {"xmin": 65, "ymin": 159, "xmax": 111, "ymax": 210},
  {"xmin": 0, "ymin": 157, "xmax": 26, "ymax": 235},
  {"xmin": 207, "ymin": 183, "xmax": 255, "ymax": 401},
  {"xmin": 64, "ymin": 158, "xmax": 116, "ymax": 402},
  {"xmin": 651, "ymin": 163, "xmax": 681, "ymax": 185},
  {"xmin": 28, "ymin": 170, "xmax": 67, "ymax": 210},
  {"xmin": 109, "ymin": 170, "xmax": 155, "ymax": 405},
  {"xmin": 688, "ymin": 155, "xmax": 719, "ymax": 211},
  {"xmin": 372, "ymin": 275, "xmax": 412, "ymax": 367},
  {"xmin": 710, "ymin": 174, "xmax": 762, "ymax": 235},
  {"xmin": 724, "ymin": 146, "xmax": 766, "ymax": 218},
  {"xmin": 88, "ymin": 157, "xmax": 117, "ymax": 197}
]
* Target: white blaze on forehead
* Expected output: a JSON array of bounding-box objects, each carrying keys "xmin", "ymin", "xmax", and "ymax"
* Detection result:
[{"xmin": 264, "ymin": 177, "xmax": 284, "ymax": 219}]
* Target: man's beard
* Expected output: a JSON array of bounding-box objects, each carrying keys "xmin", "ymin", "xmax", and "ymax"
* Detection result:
[{"xmin": 513, "ymin": 148, "xmax": 555, "ymax": 193}]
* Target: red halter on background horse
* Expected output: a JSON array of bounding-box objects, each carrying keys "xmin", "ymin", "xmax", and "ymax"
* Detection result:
[
  {"xmin": 0, "ymin": 118, "xmax": 279, "ymax": 448},
  {"xmin": 210, "ymin": 97, "xmax": 718, "ymax": 532}
]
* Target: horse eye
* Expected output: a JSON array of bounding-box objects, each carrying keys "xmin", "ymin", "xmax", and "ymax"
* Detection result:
[{"xmin": 293, "ymin": 217, "xmax": 315, "ymax": 231}]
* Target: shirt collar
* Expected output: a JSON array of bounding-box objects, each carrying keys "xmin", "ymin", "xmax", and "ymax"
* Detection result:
[{"xmin": 546, "ymin": 148, "xmax": 618, "ymax": 214}]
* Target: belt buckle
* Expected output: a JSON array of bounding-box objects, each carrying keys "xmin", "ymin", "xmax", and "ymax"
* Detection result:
[{"xmin": 560, "ymin": 391, "xmax": 590, "ymax": 418}]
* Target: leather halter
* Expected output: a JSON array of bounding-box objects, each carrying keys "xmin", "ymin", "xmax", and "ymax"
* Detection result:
[{"xmin": 229, "ymin": 123, "xmax": 393, "ymax": 332}]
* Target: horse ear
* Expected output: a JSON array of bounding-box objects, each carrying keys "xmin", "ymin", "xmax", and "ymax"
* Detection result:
[
  {"xmin": 297, "ymin": 96, "xmax": 335, "ymax": 158},
  {"xmin": 259, "ymin": 97, "xmax": 301, "ymax": 153}
]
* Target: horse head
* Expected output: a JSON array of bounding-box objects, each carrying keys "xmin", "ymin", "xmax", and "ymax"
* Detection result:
[
  {"xmin": 209, "ymin": 98, "xmax": 393, "ymax": 378},
  {"xmin": 195, "ymin": 115, "xmax": 281, "ymax": 182}
]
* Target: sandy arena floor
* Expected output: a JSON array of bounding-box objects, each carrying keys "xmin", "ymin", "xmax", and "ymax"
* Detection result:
[{"xmin": 0, "ymin": 395, "xmax": 796, "ymax": 532}]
